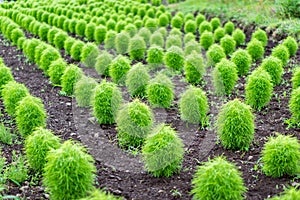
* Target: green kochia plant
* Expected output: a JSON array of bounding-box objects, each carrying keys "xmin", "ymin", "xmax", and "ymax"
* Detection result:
[
  {"xmin": 116, "ymin": 99, "xmax": 154, "ymax": 148},
  {"xmin": 104, "ymin": 30, "xmax": 117, "ymax": 50},
  {"xmin": 15, "ymin": 95, "xmax": 47, "ymax": 137},
  {"xmin": 142, "ymin": 124, "xmax": 184, "ymax": 177},
  {"xmin": 179, "ymin": 86, "xmax": 208, "ymax": 125},
  {"xmin": 53, "ymin": 32, "xmax": 68, "ymax": 50},
  {"xmin": 262, "ymin": 133, "xmax": 300, "ymax": 178},
  {"xmin": 94, "ymin": 51, "xmax": 112, "ymax": 76},
  {"xmin": 232, "ymin": 28, "xmax": 246, "ymax": 46},
  {"xmin": 0, "ymin": 65, "xmax": 14, "ymax": 91},
  {"xmin": 39, "ymin": 47, "xmax": 61, "ymax": 73},
  {"xmin": 75, "ymin": 20, "xmax": 87, "ymax": 37},
  {"xmin": 271, "ymin": 44, "xmax": 290, "ymax": 66},
  {"xmin": 184, "ymin": 51, "xmax": 205, "ymax": 85},
  {"xmin": 184, "ymin": 20, "xmax": 197, "ymax": 34},
  {"xmin": 289, "ymin": 87, "xmax": 300, "ymax": 123},
  {"xmin": 210, "ymin": 17, "xmax": 221, "ymax": 31},
  {"xmin": 212, "ymin": 58, "xmax": 238, "ymax": 96},
  {"xmin": 74, "ymin": 76, "xmax": 98, "ymax": 108},
  {"xmin": 115, "ymin": 31, "xmax": 130, "ymax": 55},
  {"xmin": 166, "ymin": 35, "xmax": 182, "ymax": 49},
  {"xmin": 247, "ymin": 39, "xmax": 265, "ymax": 61},
  {"xmin": 85, "ymin": 23, "xmax": 96, "ymax": 41},
  {"xmin": 261, "ymin": 56, "xmax": 283, "ymax": 85},
  {"xmin": 191, "ymin": 156, "xmax": 246, "ymax": 200},
  {"xmin": 213, "ymin": 27, "xmax": 225, "ymax": 42},
  {"xmin": 43, "ymin": 141, "xmax": 96, "ymax": 200},
  {"xmin": 64, "ymin": 37, "xmax": 76, "ymax": 55},
  {"xmin": 94, "ymin": 25, "xmax": 106, "ymax": 44},
  {"xmin": 198, "ymin": 21, "xmax": 212, "ymax": 34},
  {"xmin": 224, "ymin": 21, "xmax": 235, "ymax": 35},
  {"xmin": 171, "ymin": 15, "xmax": 183, "ymax": 29},
  {"xmin": 61, "ymin": 64, "xmax": 84, "ymax": 95},
  {"xmin": 220, "ymin": 35, "xmax": 236, "ymax": 55},
  {"xmin": 206, "ymin": 44, "xmax": 226, "ymax": 67},
  {"xmin": 80, "ymin": 43, "xmax": 99, "ymax": 68},
  {"xmin": 184, "ymin": 40, "xmax": 201, "ymax": 56},
  {"xmin": 24, "ymin": 39, "xmax": 40, "ymax": 62},
  {"xmin": 245, "ymin": 68, "xmax": 273, "ymax": 110},
  {"xmin": 200, "ymin": 31, "xmax": 214, "ymax": 50},
  {"xmin": 269, "ymin": 187, "xmax": 300, "ymax": 200},
  {"xmin": 2, "ymin": 81, "xmax": 29, "ymax": 117},
  {"xmin": 146, "ymin": 45, "xmax": 164, "ymax": 69},
  {"xmin": 129, "ymin": 36, "xmax": 146, "ymax": 60},
  {"xmin": 109, "ymin": 55, "xmax": 131, "ymax": 85},
  {"xmin": 146, "ymin": 73, "xmax": 174, "ymax": 108},
  {"xmin": 292, "ymin": 67, "xmax": 300, "ymax": 89},
  {"xmin": 92, "ymin": 80, "xmax": 123, "ymax": 125},
  {"xmin": 164, "ymin": 46, "xmax": 185, "ymax": 72},
  {"xmin": 125, "ymin": 63, "xmax": 150, "ymax": 98},
  {"xmin": 138, "ymin": 27, "xmax": 152, "ymax": 46},
  {"xmin": 216, "ymin": 99, "xmax": 255, "ymax": 151},
  {"xmin": 48, "ymin": 59, "xmax": 67, "ymax": 85},
  {"xmin": 282, "ymin": 36, "xmax": 298, "ymax": 56},
  {"xmin": 25, "ymin": 127, "xmax": 61, "ymax": 172},
  {"xmin": 251, "ymin": 28, "xmax": 268, "ymax": 47},
  {"xmin": 150, "ymin": 31, "xmax": 164, "ymax": 48},
  {"xmin": 184, "ymin": 33, "xmax": 195, "ymax": 44},
  {"xmin": 231, "ymin": 49, "xmax": 252, "ymax": 76}
]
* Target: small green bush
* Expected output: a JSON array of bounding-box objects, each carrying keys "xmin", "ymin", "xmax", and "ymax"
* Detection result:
[
  {"xmin": 145, "ymin": 18, "xmax": 158, "ymax": 33},
  {"xmin": 210, "ymin": 17, "xmax": 221, "ymax": 31},
  {"xmin": 0, "ymin": 65, "xmax": 14, "ymax": 91},
  {"xmin": 212, "ymin": 58, "xmax": 238, "ymax": 95},
  {"xmin": 38, "ymin": 25, "xmax": 49, "ymax": 42},
  {"xmin": 292, "ymin": 67, "xmax": 300, "ymax": 89},
  {"xmin": 117, "ymin": 99, "xmax": 153, "ymax": 148},
  {"xmin": 245, "ymin": 68, "xmax": 273, "ymax": 110},
  {"xmin": 2, "ymin": 81, "xmax": 29, "ymax": 117},
  {"xmin": 109, "ymin": 55, "xmax": 131, "ymax": 85},
  {"xmin": 70, "ymin": 40, "xmax": 85, "ymax": 61},
  {"xmin": 184, "ymin": 40, "xmax": 201, "ymax": 56},
  {"xmin": 75, "ymin": 20, "xmax": 87, "ymax": 37},
  {"xmin": 68, "ymin": 19, "xmax": 77, "ymax": 33},
  {"xmin": 199, "ymin": 21, "xmax": 212, "ymax": 34},
  {"xmin": 53, "ymin": 32, "xmax": 68, "ymax": 50},
  {"xmin": 246, "ymin": 38, "xmax": 265, "ymax": 61},
  {"xmin": 34, "ymin": 44, "xmax": 48, "ymax": 66},
  {"xmin": 17, "ymin": 37, "xmax": 26, "ymax": 50},
  {"xmin": 150, "ymin": 31, "xmax": 164, "ymax": 48},
  {"xmin": 184, "ymin": 13, "xmax": 194, "ymax": 22},
  {"xmin": 115, "ymin": 31, "xmax": 130, "ymax": 55},
  {"xmin": 282, "ymin": 36, "xmax": 298, "ymax": 56},
  {"xmin": 184, "ymin": 51, "xmax": 205, "ymax": 84},
  {"xmin": 124, "ymin": 24, "xmax": 137, "ymax": 37},
  {"xmin": 92, "ymin": 80, "xmax": 122, "ymax": 124},
  {"xmin": 184, "ymin": 32, "xmax": 195, "ymax": 44},
  {"xmin": 184, "ymin": 20, "xmax": 197, "ymax": 34},
  {"xmin": 64, "ymin": 37, "xmax": 75, "ymax": 55},
  {"xmin": 24, "ymin": 39, "xmax": 39, "ymax": 62},
  {"xmin": 158, "ymin": 27, "xmax": 168, "ymax": 38},
  {"xmin": 262, "ymin": 134, "xmax": 300, "ymax": 177},
  {"xmin": 25, "ymin": 127, "xmax": 61, "ymax": 172},
  {"xmin": 115, "ymin": 21, "xmax": 126, "ymax": 33},
  {"xmin": 158, "ymin": 13, "xmax": 169, "ymax": 27},
  {"xmin": 146, "ymin": 73, "xmax": 174, "ymax": 108},
  {"xmin": 196, "ymin": 14, "xmax": 205, "ymax": 27},
  {"xmin": 94, "ymin": 25, "xmax": 106, "ymax": 44},
  {"xmin": 85, "ymin": 23, "xmax": 96, "ymax": 41},
  {"xmin": 224, "ymin": 21, "xmax": 235, "ymax": 35},
  {"xmin": 220, "ymin": 35, "xmax": 236, "ymax": 55},
  {"xmin": 147, "ymin": 45, "xmax": 164, "ymax": 69},
  {"xmin": 232, "ymin": 28, "xmax": 246, "ymax": 46},
  {"xmin": 74, "ymin": 76, "xmax": 98, "ymax": 108},
  {"xmin": 95, "ymin": 51, "xmax": 112, "ymax": 76},
  {"xmin": 261, "ymin": 56, "xmax": 283, "ymax": 85},
  {"xmin": 80, "ymin": 43, "xmax": 99, "ymax": 68},
  {"xmin": 125, "ymin": 63, "xmax": 150, "ymax": 98},
  {"xmin": 16, "ymin": 95, "xmax": 46, "ymax": 137},
  {"xmin": 129, "ymin": 36, "xmax": 146, "ymax": 60},
  {"xmin": 39, "ymin": 47, "xmax": 60, "ymax": 73},
  {"xmin": 191, "ymin": 156, "xmax": 246, "ymax": 199},
  {"xmin": 200, "ymin": 31, "xmax": 214, "ymax": 50},
  {"xmin": 252, "ymin": 28, "xmax": 268, "ymax": 47},
  {"xmin": 48, "ymin": 59, "xmax": 67, "ymax": 85},
  {"xmin": 231, "ymin": 49, "xmax": 252, "ymax": 76},
  {"xmin": 216, "ymin": 99, "xmax": 255, "ymax": 150},
  {"xmin": 11, "ymin": 28, "xmax": 24, "ymax": 46},
  {"xmin": 206, "ymin": 44, "xmax": 226, "ymax": 67},
  {"xmin": 44, "ymin": 141, "xmax": 96, "ymax": 200},
  {"xmin": 104, "ymin": 30, "xmax": 117, "ymax": 50},
  {"xmin": 47, "ymin": 28, "xmax": 59, "ymax": 45},
  {"xmin": 138, "ymin": 27, "xmax": 152, "ymax": 46},
  {"xmin": 169, "ymin": 28, "xmax": 182, "ymax": 37},
  {"xmin": 289, "ymin": 87, "xmax": 300, "ymax": 122},
  {"xmin": 166, "ymin": 35, "xmax": 182, "ymax": 49},
  {"xmin": 271, "ymin": 44, "xmax": 290, "ymax": 66},
  {"xmin": 179, "ymin": 86, "xmax": 208, "ymax": 125},
  {"xmin": 165, "ymin": 46, "xmax": 185, "ymax": 72},
  {"xmin": 142, "ymin": 124, "xmax": 184, "ymax": 177},
  {"xmin": 61, "ymin": 64, "xmax": 83, "ymax": 95},
  {"xmin": 171, "ymin": 15, "xmax": 183, "ymax": 29},
  {"xmin": 213, "ymin": 27, "xmax": 225, "ymax": 42}
]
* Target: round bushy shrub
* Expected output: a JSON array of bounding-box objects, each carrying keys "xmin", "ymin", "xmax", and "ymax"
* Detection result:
[
  {"xmin": 220, "ymin": 35, "xmax": 236, "ymax": 55},
  {"xmin": 44, "ymin": 141, "xmax": 96, "ymax": 200},
  {"xmin": 125, "ymin": 63, "xmax": 150, "ymax": 98},
  {"xmin": 53, "ymin": 32, "xmax": 68, "ymax": 50},
  {"xmin": 247, "ymin": 38, "xmax": 265, "ymax": 61},
  {"xmin": 34, "ymin": 44, "xmax": 48, "ymax": 66},
  {"xmin": 109, "ymin": 55, "xmax": 131, "ymax": 85},
  {"xmin": 196, "ymin": 14, "xmax": 205, "ymax": 27},
  {"xmin": 124, "ymin": 24, "xmax": 137, "ymax": 37},
  {"xmin": 17, "ymin": 37, "xmax": 26, "ymax": 50},
  {"xmin": 184, "ymin": 51, "xmax": 205, "ymax": 84},
  {"xmin": 213, "ymin": 27, "xmax": 225, "ymax": 42},
  {"xmin": 199, "ymin": 21, "xmax": 212, "ymax": 34},
  {"xmin": 292, "ymin": 67, "xmax": 300, "ymax": 89},
  {"xmin": 40, "ymin": 48, "xmax": 61, "ymax": 73},
  {"xmin": 184, "ymin": 40, "xmax": 201, "ymax": 56},
  {"xmin": 95, "ymin": 51, "xmax": 112, "ymax": 76},
  {"xmin": 61, "ymin": 64, "xmax": 83, "ymax": 95},
  {"xmin": 271, "ymin": 44, "xmax": 290, "ymax": 66},
  {"xmin": 282, "ymin": 36, "xmax": 298, "ymax": 56},
  {"xmin": 68, "ymin": 19, "xmax": 77, "ymax": 33},
  {"xmin": 216, "ymin": 99, "xmax": 255, "ymax": 150},
  {"xmin": 142, "ymin": 124, "xmax": 184, "ymax": 177},
  {"xmin": 169, "ymin": 28, "xmax": 182, "ymax": 37},
  {"xmin": 25, "ymin": 128, "xmax": 61, "ymax": 172},
  {"xmin": 2, "ymin": 81, "xmax": 28, "ymax": 117},
  {"xmin": 48, "ymin": 59, "xmax": 67, "ymax": 85},
  {"xmin": 85, "ymin": 23, "xmax": 96, "ymax": 41},
  {"xmin": 145, "ymin": 18, "xmax": 158, "ymax": 33},
  {"xmin": 184, "ymin": 13, "xmax": 194, "ymax": 22},
  {"xmin": 64, "ymin": 37, "xmax": 76, "ymax": 56},
  {"xmin": 232, "ymin": 28, "xmax": 246, "ymax": 46},
  {"xmin": 200, "ymin": 31, "xmax": 214, "ymax": 50},
  {"xmin": 171, "ymin": 15, "xmax": 183, "ymax": 29},
  {"xmin": 179, "ymin": 86, "xmax": 208, "ymax": 125},
  {"xmin": 158, "ymin": 13, "xmax": 169, "ymax": 27},
  {"xmin": 191, "ymin": 156, "xmax": 246, "ymax": 199},
  {"xmin": 289, "ymin": 87, "xmax": 300, "ymax": 122},
  {"xmin": 184, "ymin": 32, "xmax": 195, "ymax": 44},
  {"xmin": 138, "ymin": 27, "xmax": 152, "ymax": 46},
  {"xmin": 245, "ymin": 68, "xmax": 273, "ymax": 110},
  {"xmin": 62, "ymin": 19, "xmax": 70, "ymax": 32},
  {"xmin": 75, "ymin": 20, "xmax": 87, "ymax": 37},
  {"xmin": 115, "ymin": 21, "xmax": 126, "ymax": 33},
  {"xmin": 147, "ymin": 73, "xmax": 174, "ymax": 108},
  {"xmin": 158, "ymin": 27, "xmax": 167, "ymax": 38},
  {"xmin": 80, "ymin": 43, "xmax": 99, "ymax": 68},
  {"xmin": 231, "ymin": 49, "xmax": 252, "ymax": 76},
  {"xmin": 184, "ymin": 20, "xmax": 197, "ymax": 34},
  {"xmin": 92, "ymin": 80, "xmax": 122, "ymax": 124},
  {"xmin": 115, "ymin": 31, "xmax": 130, "ymax": 55},
  {"xmin": 129, "ymin": 36, "xmax": 146, "ymax": 60},
  {"xmin": 16, "ymin": 95, "xmax": 46, "ymax": 137},
  {"xmin": 224, "ymin": 21, "xmax": 235, "ymax": 35},
  {"xmin": 0, "ymin": 65, "xmax": 14, "ymax": 91},
  {"xmin": 252, "ymin": 28, "xmax": 268, "ymax": 47},
  {"xmin": 70, "ymin": 40, "xmax": 85, "ymax": 61},
  {"xmin": 206, "ymin": 44, "xmax": 226, "ymax": 67},
  {"xmin": 165, "ymin": 46, "xmax": 185, "ymax": 72},
  {"xmin": 104, "ymin": 30, "xmax": 117, "ymax": 50},
  {"xmin": 166, "ymin": 35, "xmax": 182, "ymax": 49},
  {"xmin": 38, "ymin": 25, "xmax": 50, "ymax": 42},
  {"xmin": 24, "ymin": 39, "xmax": 39, "ymax": 62},
  {"xmin": 262, "ymin": 134, "xmax": 300, "ymax": 177},
  {"xmin": 11, "ymin": 28, "xmax": 24, "ymax": 46},
  {"xmin": 47, "ymin": 28, "xmax": 59, "ymax": 45},
  {"xmin": 212, "ymin": 58, "xmax": 238, "ymax": 95},
  {"xmin": 117, "ymin": 99, "xmax": 153, "ymax": 148},
  {"xmin": 74, "ymin": 76, "xmax": 98, "ymax": 108},
  {"xmin": 147, "ymin": 45, "xmax": 164, "ymax": 69},
  {"xmin": 150, "ymin": 32, "xmax": 164, "ymax": 48},
  {"xmin": 210, "ymin": 17, "xmax": 221, "ymax": 31},
  {"xmin": 261, "ymin": 56, "xmax": 283, "ymax": 85},
  {"xmin": 94, "ymin": 25, "xmax": 106, "ymax": 44}
]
